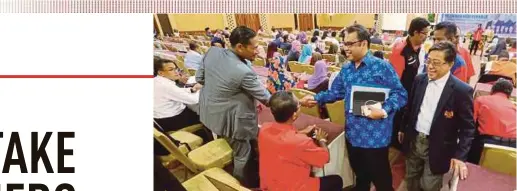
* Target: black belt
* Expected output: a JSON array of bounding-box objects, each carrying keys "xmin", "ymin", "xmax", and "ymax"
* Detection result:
[{"xmin": 482, "ymin": 135, "xmax": 516, "ymax": 143}]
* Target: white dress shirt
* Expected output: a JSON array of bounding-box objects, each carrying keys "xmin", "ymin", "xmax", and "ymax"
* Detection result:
[
  {"xmin": 416, "ymin": 71, "xmax": 450, "ymax": 135},
  {"xmin": 154, "ymin": 76, "xmax": 199, "ymax": 119},
  {"xmin": 184, "ymin": 50, "xmax": 203, "ymax": 70}
]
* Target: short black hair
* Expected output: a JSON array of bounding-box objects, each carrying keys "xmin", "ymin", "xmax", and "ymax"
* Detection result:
[
  {"xmin": 313, "ymin": 30, "xmax": 320, "ymax": 37},
  {"xmin": 153, "ymin": 57, "xmax": 177, "ymax": 76},
  {"xmin": 269, "ymin": 91, "xmax": 299, "ymax": 123},
  {"xmin": 435, "ymin": 21, "xmax": 458, "ymax": 40},
  {"xmin": 322, "ymin": 31, "xmax": 329, "ymax": 38},
  {"xmin": 331, "ymin": 31, "xmax": 337, "ymax": 37},
  {"xmin": 346, "ymin": 24, "xmax": 371, "ymax": 47},
  {"xmin": 491, "ymin": 78, "xmax": 514, "ymax": 97},
  {"xmin": 408, "ymin": 17, "xmax": 430, "ymax": 37},
  {"xmin": 311, "ymin": 36, "xmax": 318, "ymax": 43},
  {"xmin": 204, "ymin": 27, "xmax": 210, "ymax": 32},
  {"xmin": 428, "ymin": 41, "xmax": 457, "ymax": 63},
  {"xmin": 282, "ymin": 34, "xmax": 289, "ymax": 42},
  {"xmin": 189, "ymin": 42, "xmax": 198, "ymax": 51},
  {"xmin": 229, "ymin": 26, "xmax": 257, "ymax": 48},
  {"xmin": 225, "ymin": 27, "xmax": 229, "ymax": 30}
]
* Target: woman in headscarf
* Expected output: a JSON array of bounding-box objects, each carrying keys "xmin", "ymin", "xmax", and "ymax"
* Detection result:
[
  {"xmin": 298, "ymin": 44, "xmax": 313, "ymax": 64},
  {"xmin": 310, "ymin": 52, "xmax": 323, "ymax": 66},
  {"xmin": 266, "ymin": 52, "xmax": 296, "ymax": 94},
  {"xmin": 267, "ymin": 37, "xmax": 283, "ymax": 65},
  {"xmin": 307, "ymin": 57, "xmax": 329, "ymax": 94},
  {"xmin": 286, "ymin": 40, "xmax": 302, "ymax": 62},
  {"xmin": 297, "ymin": 32, "xmax": 308, "ymax": 44}
]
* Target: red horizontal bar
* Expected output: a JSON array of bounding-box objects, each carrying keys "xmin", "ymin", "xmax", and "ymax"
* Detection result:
[{"xmin": 0, "ymin": 75, "xmax": 154, "ymax": 78}]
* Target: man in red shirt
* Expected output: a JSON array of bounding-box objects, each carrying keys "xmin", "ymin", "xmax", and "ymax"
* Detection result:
[
  {"xmin": 470, "ymin": 24, "xmax": 484, "ymax": 55},
  {"xmin": 468, "ymin": 79, "xmax": 516, "ymax": 164},
  {"xmin": 258, "ymin": 91, "xmax": 343, "ymax": 191},
  {"xmin": 456, "ymin": 27, "xmax": 476, "ymax": 83}
]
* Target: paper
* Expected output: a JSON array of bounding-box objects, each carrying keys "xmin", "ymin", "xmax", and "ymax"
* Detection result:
[{"xmin": 186, "ymin": 76, "xmax": 197, "ymax": 84}]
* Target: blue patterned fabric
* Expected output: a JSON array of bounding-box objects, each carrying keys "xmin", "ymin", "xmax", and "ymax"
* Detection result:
[
  {"xmin": 314, "ymin": 52, "xmax": 408, "ymax": 148},
  {"xmin": 266, "ymin": 56, "xmax": 296, "ymax": 93}
]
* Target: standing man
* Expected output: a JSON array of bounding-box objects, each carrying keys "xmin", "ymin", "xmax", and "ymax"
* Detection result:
[
  {"xmin": 470, "ymin": 24, "xmax": 484, "ymax": 55},
  {"xmin": 196, "ymin": 26, "xmax": 271, "ymax": 188},
  {"xmin": 300, "ymin": 24, "xmax": 408, "ymax": 191},
  {"xmin": 432, "ymin": 22, "xmax": 469, "ymax": 82},
  {"xmin": 399, "ymin": 41, "xmax": 475, "ymax": 191},
  {"xmin": 455, "ymin": 27, "xmax": 476, "ymax": 83},
  {"xmin": 389, "ymin": 17, "xmax": 431, "ymax": 148}
]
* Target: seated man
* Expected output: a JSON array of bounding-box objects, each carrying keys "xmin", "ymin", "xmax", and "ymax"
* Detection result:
[
  {"xmin": 210, "ymin": 32, "xmax": 226, "ymax": 48},
  {"xmin": 485, "ymin": 51, "xmax": 516, "ymax": 86},
  {"xmin": 153, "ymin": 58, "xmax": 205, "ymax": 133},
  {"xmin": 468, "ymin": 79, "xmax": 516, "ymax": 164},
  {"xmin": 258, "ymin": 91, "xmax": 343, "ymax": 191},
  {"xmin": 184, "ymin": 43, "xmax": 203, "ymax": 70}
]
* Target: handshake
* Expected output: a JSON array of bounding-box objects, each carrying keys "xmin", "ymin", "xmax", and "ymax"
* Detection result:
[
  {"xmin": 297, "ymin": 124, "xmax": 328, "ymax": 143},
  {"xmin": 299, "ymin": 95, "xmax": 318, "ymax": 108}
]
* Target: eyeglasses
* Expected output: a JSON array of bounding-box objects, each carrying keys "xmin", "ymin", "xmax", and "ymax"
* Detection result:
[
  {"xmin": 343, "ymin": 40, "xmax": 362, "ymax": 47},
  {"xmin": 425, "ymin": 59, "xmax": 448, "ymax": 67}
]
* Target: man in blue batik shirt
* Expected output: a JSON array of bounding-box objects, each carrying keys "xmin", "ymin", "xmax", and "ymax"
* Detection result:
[{"xmin": 301, "ymin": 25, "xmax": 407, "ymax": 191}]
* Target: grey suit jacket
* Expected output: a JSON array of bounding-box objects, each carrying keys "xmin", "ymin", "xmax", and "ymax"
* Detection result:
[{"xmin": 196, "ymin": 47, "xmax": 271, "ymax": 140}]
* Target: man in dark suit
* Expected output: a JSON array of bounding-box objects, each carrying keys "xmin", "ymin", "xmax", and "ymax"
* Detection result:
[{"xmin": 398, "ymin": 41, "xmax": 475, "ymax": 191}]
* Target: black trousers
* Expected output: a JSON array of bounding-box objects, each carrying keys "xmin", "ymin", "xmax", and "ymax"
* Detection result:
[
  {"xmin": 154, "ymin": 108, "xmax": 213, "ymax": 156},
  {"xmin": 224, "ymin": 138, "xmax": 260, "ymax": 188},
  {"xmin": 154, "ymin": 156, "xmax": 186, "ymax": 191},
  {"xmin": 155, "ymin": 108, "xmax": 200, "ymax": 132},
  {"xmin": 154, "ymin": 108, "xmax": 213, "ymax": 142},
  {"xmin": 319, "ymin": 175, "xmax": 343, "ymax": 191},
  {"xmin": 346, "ymin": 139, "xmax": 394, "ymax": 191},
  {"xmin": 468, "ymin": 134, "xmax": 517, "ymax": 164},
  {"xmin": 470, "ymin": 40, "xmax": 480, "ymax": 55}
]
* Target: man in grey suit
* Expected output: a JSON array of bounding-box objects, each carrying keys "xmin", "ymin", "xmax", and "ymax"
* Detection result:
[{"xmin": 195, "ymin": 26, "xmax": 270, "ymax": 188}]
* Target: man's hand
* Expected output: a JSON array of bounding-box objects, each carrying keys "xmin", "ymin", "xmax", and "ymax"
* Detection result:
[
  {"xmin": 191, "ymin": 83, "xmax": 203, "ymax": 92},
  {"xmin": 297, "ymin": 125, "xmax": 316, "ymax": 136},
  {"xmin": 398, "ymin": 132, "xmax": 404, "ymax": 143},
  {"xmin": 366, "ymin": 106, "xmax": 386, "ymax": 120},
  {"xmin": 314, "ymin": 128, "xmax": 328, "ymax": 142},
  {"xmin": 450, "ymin": 158, "xmax": 469, "ymax": 180},
  {"xmin": 179, "ymin": 75, "xmax": 189, "ymax": 84},
  {"xmin": 300, "ymin": 95, "xmax": 318, "ymax": 108}
]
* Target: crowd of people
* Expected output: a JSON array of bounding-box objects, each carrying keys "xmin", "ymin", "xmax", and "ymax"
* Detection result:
[{"xmin": 153, "ymin": 16, "xmax": 516, "ymax": 191}]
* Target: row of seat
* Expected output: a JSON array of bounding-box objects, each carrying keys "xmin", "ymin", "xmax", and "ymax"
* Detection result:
[{"xmin": 154, "ymin": 122, "xmax": 249, "ymax": 190}]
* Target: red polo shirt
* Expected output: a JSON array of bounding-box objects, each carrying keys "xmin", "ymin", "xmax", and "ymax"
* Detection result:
[
  {"xmin": 474, "ymin": 93, "xmax": 516, "ymax": 138},
  {"xmin": 457, "ymin": 46, "xmax": 475, "ymax": 80},
  {"xmin": 258, "ymin": 122, "xmax": 329, "ymax": 191},
  {"xmin": 473, "ymin": 28, "xmax": 484, "ymax": 41}
]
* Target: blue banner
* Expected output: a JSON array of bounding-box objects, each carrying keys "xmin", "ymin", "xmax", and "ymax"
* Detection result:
[{"xmin": 440, "ymin": 14, "xmax": 516, "ymax": 38}]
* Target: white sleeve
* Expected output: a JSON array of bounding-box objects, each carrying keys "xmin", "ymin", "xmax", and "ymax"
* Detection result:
[{"xmin": 165, "ymin": 85, "xmax": 199, "ymax": 105}]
